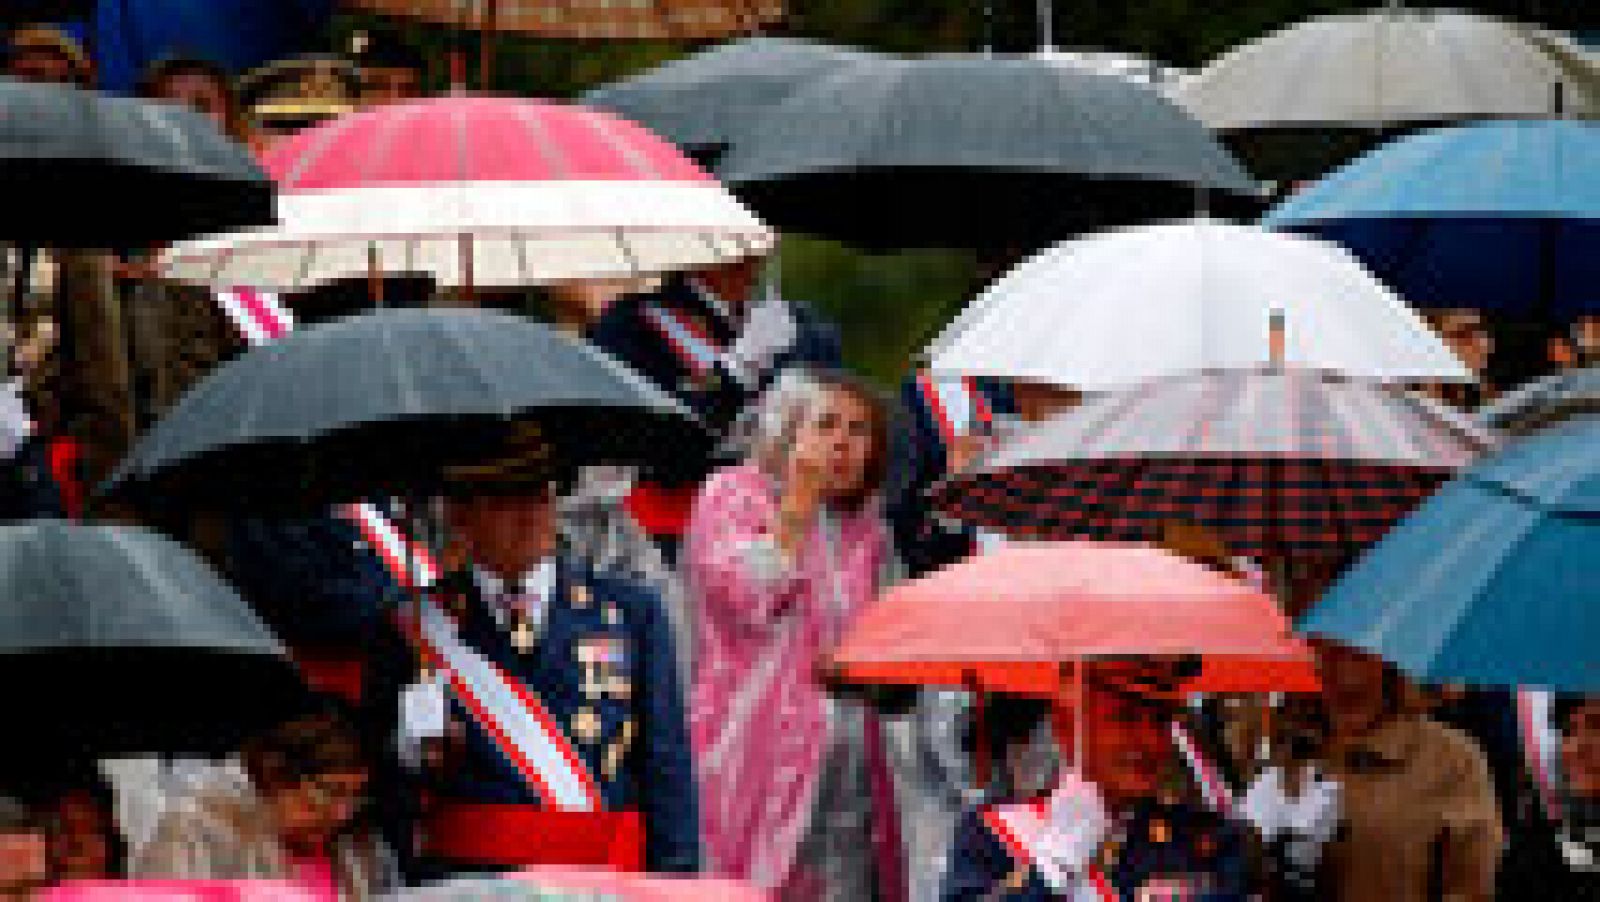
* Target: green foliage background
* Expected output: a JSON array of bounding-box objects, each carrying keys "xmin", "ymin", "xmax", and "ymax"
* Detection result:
[{"xmin": 336, "ymin": 1, "xmax": 1589, "ymax": 382}]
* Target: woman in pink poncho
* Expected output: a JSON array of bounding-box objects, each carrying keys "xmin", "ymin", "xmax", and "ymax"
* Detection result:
[{"xmin": 685, "ymin": 368, "xmax": 903, "ymax": 900}]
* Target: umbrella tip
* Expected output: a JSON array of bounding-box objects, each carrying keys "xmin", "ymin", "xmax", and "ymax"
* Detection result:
[{"xmin": 1269, "ymin": 309, "xmax": 1286, "ymax": 367}]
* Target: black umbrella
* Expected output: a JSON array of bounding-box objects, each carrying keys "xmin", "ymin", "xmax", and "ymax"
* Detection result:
[
  {"xmin": 0, "ymin": 520, "xmax": 305, "ymax": 757},
  {"xmin": 102, "ymin": 308, "xmax": 708, "ymax": 512},
  {"xmin": 717, "ymin": 54, "xmax": 1262, "ymax": 250},
  {"xmin": 583, "ymin": 37, "xmax": 881, "ymax": 164},
  {"xmin": 0, "ymin": 76, "xmax": 274, "ymax": 246}
]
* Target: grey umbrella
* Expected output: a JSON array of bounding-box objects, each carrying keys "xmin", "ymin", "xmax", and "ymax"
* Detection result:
[
  {"xmin": 1478, "ymin": 365, "xmax": 1600, "ymax": 435},
  {"xmin": 102, "ymin": 307, "xmax": 707, "ymax": 512},
  {"xmin": 0, "ymin": 76, "xmax": 273, "ymax": 246},
  {"xmin": 584, "ymin": 37, "xmax": 882, "ymax": 162},
  {"xmin": 717, "ymin": 53, "xmax": 1261, "ymax": 250},
  {"xmin": 0, "ymin": 520, "xmax": 304, "ymax": 756}
]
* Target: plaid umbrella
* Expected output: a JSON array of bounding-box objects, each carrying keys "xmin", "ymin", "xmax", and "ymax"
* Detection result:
[
  {"xmin": 933, "ymin": 367, "xmax": 1495, "ymax": 563},
  {"xmin": 344, "ymin": 0, "xmax": 782, "ymax": 39}
]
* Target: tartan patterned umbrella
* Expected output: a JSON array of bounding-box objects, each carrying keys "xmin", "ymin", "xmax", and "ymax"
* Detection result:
[
  {"xmin": 344, "ymin": 0, "xmax": 782, "ymax": 39},
  {"xmin": 932, "ymin": 366, "xmax": 1496, "ymax": 562}
]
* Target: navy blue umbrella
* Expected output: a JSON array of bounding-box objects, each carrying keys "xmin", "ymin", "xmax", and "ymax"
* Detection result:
[
  {"xmin": 1264, "ymin": 120, "xmax": 1600, "ymax": 317},
  {"xmin": 62, "ymin": 0, "xmax": 334, "ymax": 94},
  {"xmin": 1299, "ymin": 415, "xmax": 1600, "ymax": 691}
]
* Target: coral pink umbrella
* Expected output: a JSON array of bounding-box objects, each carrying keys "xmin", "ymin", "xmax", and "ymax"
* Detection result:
[
  {"xmin": 43, "ymin": 881, "xmax": 334, "ymax": 901},
  {"xmin": 827, "ymin": 541, "xmax": 1319, "ymax": 696},
  {"xmin": 162, "ymin": 94, "xmax": 773, "ymax": 293}
]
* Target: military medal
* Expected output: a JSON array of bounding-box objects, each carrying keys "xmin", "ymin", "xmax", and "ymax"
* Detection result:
[
  {"xmin": 571, "ymin": 584, "xmax": 591, "ymax": 609},
  {"xmin": 510, "ymin": 615, "xmax": 536, "ymax": 654},
  {"xmin": 606, "ymin": 674, "xmax": 633, "ymax": 700},
  {"xmin": 604, "ymin": 604, "xmax": 621, "ymax": 627},
  {"xmin": 570, "ymin": 707, "xmax": 602, "ymax": 744},
  {"xmin": 1149, "ymin": 818, "xmax": 1171, "ymax": 845},
  {"xmin": 603, "ymin": 719, "xmax": 635, "ymax": 778}
]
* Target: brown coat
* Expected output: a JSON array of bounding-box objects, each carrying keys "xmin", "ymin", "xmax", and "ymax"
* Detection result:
[
  {"xmin": 1319, "ymin": 715, "xmax": 1504, "ymax": 902},
  {"xmin": 132, "ymin": 787, "xmax": 398, "ymax": 900}
]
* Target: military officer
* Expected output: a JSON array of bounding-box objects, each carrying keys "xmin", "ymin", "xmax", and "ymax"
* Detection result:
[
  {"xmin": 941, "ymin": 662, "xmax": 1254, "ymax": 901},
  {"xmin": 368, "ymin": 425, "xmax": 699, "ymax": 878}
]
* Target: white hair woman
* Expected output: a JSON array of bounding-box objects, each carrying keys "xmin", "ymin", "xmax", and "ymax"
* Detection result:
[{"xmin": 685, "ymin": 367, "xmax": 902, "ymax": 900}]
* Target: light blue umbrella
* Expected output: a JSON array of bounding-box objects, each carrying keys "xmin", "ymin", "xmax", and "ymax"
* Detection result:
[
  {"xmin": 1299, "ymin": 415, "xmax": 1600, "ymax": 691},
  {"xmin": 1263, "ymin": 119, "xmax": 1600, "ymax": 317}
]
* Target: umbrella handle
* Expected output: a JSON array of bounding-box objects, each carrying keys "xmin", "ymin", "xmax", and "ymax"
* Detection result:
[{"xmin": 964, "ymin": 670, "xmax": 989, "ymax": 790}]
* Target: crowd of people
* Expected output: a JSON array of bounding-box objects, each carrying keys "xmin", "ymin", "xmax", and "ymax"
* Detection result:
[{"xmin": 0, "ymin": 15, "xmax": 1595, "ymax": 902}]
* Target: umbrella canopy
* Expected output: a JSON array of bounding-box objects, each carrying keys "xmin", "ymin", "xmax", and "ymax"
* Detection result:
[
  {"xmin": 1175, "ymin": 10, "xmax": 1599, "ymax": 130},
  {"xmin": 161, "ymin": 94, "xmax": 773, "ymax": 291},
  {"xmin": 102, "ymin": 308, "xmax": 706, "ymax": 511},
  {"xmin": 342, "ymin": 0, "xmax": 783, "ymax": 39},
  {"xmin": 934, "ymin": 367, "xmax": 1495, "ymax": 562},
  {"xmin": 1171, "ymin": 9, "xmax": 1600, "ymax": 179},
  {"xmin": 395, "ymin": 867, "xmax": 767, "ymax": 900},
  {"xmin": 584, "ymin": 37, "xmax": 881, "ymax": 160},
  {"xmin": 926, "ymin": 218, "xmax": 1471, "ymax": 391},
  {"xmin": 68, "ymin": 0, "xmax": 335, "ymax": 94},
  {"xmin": 828, "ymin": 542, "xmax": 1319, "ymax": 696},
  {"xmin": 718, "ymin": 54, "xmax": 1261, "ymax": 250},
  {"xmin": 0, "ymin": 77, "xmax": 273, "ymax": 246},
  {"xmin": 1478, "ymin": 365, "xmax": 1600, "ymax": 434},
  {"xmin": 1033, "ymin": 47, "xmax": 1188, "ymax": 88},
  {"xmin": 1300, "ymin": 416, "xmax": 1600, "ymax": 691},
  {"xmin": 1264, "ymin": 119, "xmax": 1600, "ymax": 317},
  {"xmin": 0, "ymin": 520, "xmax": 303, "ymax": 755}
]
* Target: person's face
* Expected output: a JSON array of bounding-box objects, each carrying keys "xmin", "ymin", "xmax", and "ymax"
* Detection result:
[
  {"xmin": 362, "ymin": 67, "xmax": 421, "ymax": 105},
  {"xmin": 47, "ymin": 793, "xmax": 112, "ymax": 881},
  {"xmin": 270, "ymin": 769, "xmax": 368, "ymax": 847},
  {"xmin": 1079, "ymin": 679, "xmax": 1174, "ymax": 805},
  {"xmin": 1315, "ymin": 641, "xmax": 1391, "ymax": 736},
  {"xmin": 0, "ymin": 830, "xmax": 47, "ymax": 900},
  {"xmin": 153, "ymin": 71, "xmax": 230, "ymax": 131},
  {"xmin": 1436, "ymin": 313, "xmax": 1492, "ymax": 374},
  {"xmin": 695, "ymin": 257, "xmax": 762, "ymax": 308},
  {"xmin": 445, "ymin": 489, "xmax": 558, "ymax": 578},
  {"xmin": 7, "ymin": 48, "xmax": 78, "ymax": 85},
  {"xmin": 792, "ymin": 387, "xmax": 876, "ymax": 501},
  {"xmin": 1563, "ymin": 699, "xmax": 1600, "ymax": 799}
]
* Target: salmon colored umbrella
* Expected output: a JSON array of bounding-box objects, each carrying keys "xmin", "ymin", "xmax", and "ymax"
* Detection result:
[{"xmin": 827, "ymin": 541, "xmax": 1320, "ymax": 697}]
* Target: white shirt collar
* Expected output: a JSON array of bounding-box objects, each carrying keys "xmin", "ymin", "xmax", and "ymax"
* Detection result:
[{"xmin": 472, "ymin": 558, "xmax": 556, "ymax": 605}]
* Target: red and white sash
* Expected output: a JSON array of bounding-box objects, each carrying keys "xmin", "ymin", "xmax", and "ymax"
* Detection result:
[
  {"xmin": 641, "ymin": 303, "xmax": 726, "ymax": 378},
  {"xmin": 1171, "ymin": 722, "xmax": 1234, "ymax": 816},
  {"xmin": 983, "ymin": 802, "xmax": 1116, "ymax": 902},
  {"xmin": 915, "ymin": 370, "xmax": 993, "ymax": 450},
  {"xmin": 1517, "ymin": 688, "xmax": 1562, "ymax": 821},
  {"xmin": 212, "ymin": 288, "xmax": 602, "ymax": 812}
]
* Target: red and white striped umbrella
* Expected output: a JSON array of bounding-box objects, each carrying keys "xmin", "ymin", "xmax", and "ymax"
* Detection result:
[{"xmin": 162, "ymin": 94, "xmax": 773, "ymax": 291}]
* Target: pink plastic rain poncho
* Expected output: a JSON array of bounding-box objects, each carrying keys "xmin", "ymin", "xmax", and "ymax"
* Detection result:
[{"xmin": 685, "ymin": 463, "xmax": 901, "ymax": 897}]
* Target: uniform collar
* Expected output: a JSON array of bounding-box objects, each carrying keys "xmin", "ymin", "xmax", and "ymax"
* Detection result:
[{"xmin": 687, "ymin": 276, "xmax": 740, "ymax": 327}]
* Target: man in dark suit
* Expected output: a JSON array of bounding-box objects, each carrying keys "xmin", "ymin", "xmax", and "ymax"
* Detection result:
[{"xmin": 368, "ymin": 425, "xmax": 699, "ymax": 879}]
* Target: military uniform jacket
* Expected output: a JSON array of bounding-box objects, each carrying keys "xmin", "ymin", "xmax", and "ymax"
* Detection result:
[
  {"xmin": 888, "ymin": 371, "xmax": 1018, "ymax": 577},
  {"xmin": 369, "ymin": 556, "xmax": 700, "ymax": 874},
  {"xmin": 586, "ymin": 275, "xmax": 842, "ymax": 438},
  {"xmin": 941, "ymin": 798, "xmax": 1251, "ymax": 901}
]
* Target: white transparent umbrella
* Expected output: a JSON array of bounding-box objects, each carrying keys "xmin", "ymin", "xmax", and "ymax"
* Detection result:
[{"xmin": 925, "ymin": 218, "xmax": 1471, "ymax": 391}]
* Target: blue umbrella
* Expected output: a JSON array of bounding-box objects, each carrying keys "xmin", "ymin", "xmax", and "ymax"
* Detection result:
[
  {"xmin": 1263, "ymin": 120, "xmax": 1600, "ymax": 317},
  {"xmin": 61, "ymin": 0, "xmax": 334, "ymax": 94},
  {"xmin": 1299, "ymin": 415, "xmax": 1600, "ymax": 691}
]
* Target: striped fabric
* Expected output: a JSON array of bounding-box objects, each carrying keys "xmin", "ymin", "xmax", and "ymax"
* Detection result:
[
  {"xmin": 344, "ymin": 0, "xmax": 783, "ymax": 39},
  {"xmin": 936, "ymin": 367, "xmax": 1495, "ymax": 560}
]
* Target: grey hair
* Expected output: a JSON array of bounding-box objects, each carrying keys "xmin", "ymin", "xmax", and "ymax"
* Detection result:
[{"xmin": 741, "ymin": 367, "xmax": 890, "ymax": 507}]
